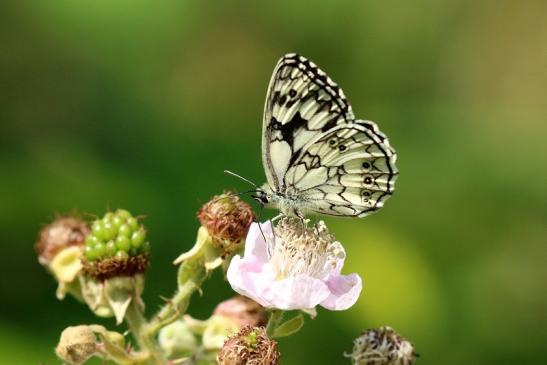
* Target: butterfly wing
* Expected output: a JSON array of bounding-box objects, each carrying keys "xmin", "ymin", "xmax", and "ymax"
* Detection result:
[
  {"xmin": 285, "ymin": 120, "xmax": 398, "ymax": 217},
  {"xmin": 262, "ymin": 54, "xmax": 355, "ymax": 192}
]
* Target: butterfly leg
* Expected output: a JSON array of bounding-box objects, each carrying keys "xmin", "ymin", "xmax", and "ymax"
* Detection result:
[
  {"xmin": 314, "ymin": 222, "xmax": 320, "ymax": 236},
  {"xmin": 255, "ymin": 206, "xmax": 272, "ymax": 256},
  {"xmin": 268, "ymin": 214, "xmax": 287, "ymax": 251},
  {"xmin": 294, "ymin": 209, "xmax": 307, "ymax": 235}
]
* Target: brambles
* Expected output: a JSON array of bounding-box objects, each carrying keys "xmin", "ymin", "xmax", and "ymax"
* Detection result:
[{"xmin": 36, "ymin": 194, "xmax": 416, "ymax": 365}]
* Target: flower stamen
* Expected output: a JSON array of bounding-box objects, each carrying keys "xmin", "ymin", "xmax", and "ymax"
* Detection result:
[{"xmin": 269, "ymin": 218, "xmax": 344, "ymax": 280}]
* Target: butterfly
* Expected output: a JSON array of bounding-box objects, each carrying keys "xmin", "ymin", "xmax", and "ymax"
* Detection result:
[{"xmin": 241, "ymin": 54, "xmax": 398, "ymax": 219}]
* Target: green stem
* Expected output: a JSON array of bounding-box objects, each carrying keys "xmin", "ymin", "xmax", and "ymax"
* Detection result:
[
  {"xmin": 95, "ymin": 346, "xmax": 148, "ymax": 365},
  {"xmin": 125, "ymin": 300, "xmax": 166, "ymax": 365},
  {"xmin": 266, "ymin": 309, "xmax": 284, "ymax": 337},
  {"xmin": 145, "ymin": 257, "xmax": 208, "ymax": 336}
]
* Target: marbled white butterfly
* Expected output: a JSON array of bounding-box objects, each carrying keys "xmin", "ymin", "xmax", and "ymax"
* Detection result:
[{"xmin": 244, "ymin": 54, "xmax": 398, "ymax": 219}]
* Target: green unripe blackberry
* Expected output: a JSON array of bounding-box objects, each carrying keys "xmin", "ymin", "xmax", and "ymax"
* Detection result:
[
  {"xmin": 84, "ymin": 209, "xmax": 148, "ymax": 261},
  {"xmin": 116, "ymin": 236, "xmax": 131, "ymax": 252},
  {"xmin": 82, "ymin": 209, "xmax": 150, "ymax": 280}
]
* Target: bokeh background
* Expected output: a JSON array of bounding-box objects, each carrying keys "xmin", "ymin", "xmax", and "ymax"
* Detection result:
[{"xmin": 1, "ymin": 1, "xmax": 546, "ymax": 364}]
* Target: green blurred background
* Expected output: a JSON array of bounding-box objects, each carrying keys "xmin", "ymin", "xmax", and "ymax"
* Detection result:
[{"xmin": 1, "ymin": 1, "xmax": 546, "ymax": 364}]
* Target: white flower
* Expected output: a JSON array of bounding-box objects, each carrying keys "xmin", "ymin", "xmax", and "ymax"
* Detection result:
[{"xmin": 227, "ymin": 218, "xmax": 362, "ymax": 311}]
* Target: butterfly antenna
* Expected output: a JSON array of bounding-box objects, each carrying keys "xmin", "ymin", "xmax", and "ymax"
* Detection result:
[
  {"xmin": 224, "ymin": 170, "xmax": 258, "ymax": 188},
  {"xmin": 209, "ymin": 189, "xmax": 258, "ymax": 204}
]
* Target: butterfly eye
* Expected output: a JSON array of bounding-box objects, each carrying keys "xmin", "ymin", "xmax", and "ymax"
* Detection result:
[{"xmin": 363, "ymin": 175, "xmax": 373, "ymax": 186}]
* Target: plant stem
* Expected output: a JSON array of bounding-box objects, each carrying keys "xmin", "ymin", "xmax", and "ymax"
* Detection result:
[
  {"xmin": 146, "ymin": 257, "xmax": 208, "ymax": 336},
  {"xmin": 125, "ymin": 300, "xmax": 166, "ymax": 365}
]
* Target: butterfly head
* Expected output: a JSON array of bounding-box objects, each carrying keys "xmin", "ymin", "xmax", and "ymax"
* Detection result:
[
  {"xmin": 252, "ymin": 183, "xmax": 279, "ymax": 208},
  {"xmin": 252, "ymin": 190, "xmax": 269, "ymax": 207},
  {"xmin": 251, "ymin": 184, "xmax": 275, "ymax": 208}
]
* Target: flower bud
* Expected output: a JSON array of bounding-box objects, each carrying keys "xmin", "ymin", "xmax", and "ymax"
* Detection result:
[
  {"xmin": 82, "ymin": 209, "xmax": 149, "ymax": 281},
  {"xmin": 158, "ymin": 320, "xmax": 198, "ymax": 358},
  {"xmin": 347, "ymin": 326, "xmax": 417, "ymax": 365},
  {"xmin": 201, "ymin": 315, "xmax": 240, "ymax": 350},
  {"xmin": 35, "ymin": 216, "xmax": 89, "ymax": 266},
  {"xmin": 214, "ymin": 295, "xmax": 268, "ymax": 328},
  {"xmin": 217, "ymin": 326, "xmax": 279, "ymax": 365},
  {"xmin": 197, "ymin": 192, "xmax": 256, "ymax": 255},
  {"xmin": 55, "ymin": 325, "xmax": 98, "ymax": 365}
]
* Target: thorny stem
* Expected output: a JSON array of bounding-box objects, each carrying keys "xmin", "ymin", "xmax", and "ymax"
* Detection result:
[
  {"xmin": 125, "ymin": 300, "xmax": 166, "ymax": 365},
  {"xmin": 146, "ymin": 257, "xmax": 208, "ymax": 336}
]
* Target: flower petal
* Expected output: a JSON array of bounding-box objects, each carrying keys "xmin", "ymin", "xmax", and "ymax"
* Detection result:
[
  {"xmin": 50, "ymin": 246, "xmax": 83, "ymax": 283},
  {"xmin": 242, "ymin": 222, "xmax": 273, "ymax": 263},
  {"xmin": 320, "ymin": 273, "xmax": 362, "ymax": 311},
  {"xmin": 227, "ymin": 255, "xmax": 274, "ymax": 307},
  {"xmin": 261, "ymin": 275, "xmax": 331, "ymax": 310}
]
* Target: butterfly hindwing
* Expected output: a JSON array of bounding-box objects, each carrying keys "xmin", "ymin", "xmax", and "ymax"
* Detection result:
[
  {"xmin": 285, "ymin": 121, "xmax": 398, "ymax": 217},
  {"xmin": 262, "ymin": 54, "xmax": 354, "ymax": 192}
]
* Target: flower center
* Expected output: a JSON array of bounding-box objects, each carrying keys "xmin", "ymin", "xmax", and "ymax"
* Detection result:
[{"xmin": 267, "ymin": 219, "xmax": 344, "ymax": 280}]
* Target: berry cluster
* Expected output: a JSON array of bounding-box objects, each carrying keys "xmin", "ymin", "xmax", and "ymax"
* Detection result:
[{"xmin": 84, "ymin": 209, "xmax": 149, "ymax": 261}]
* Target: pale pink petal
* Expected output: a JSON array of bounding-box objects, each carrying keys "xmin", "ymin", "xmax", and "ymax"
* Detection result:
[
  {"xmin": 261, "ymin": 274, "xmax": 331, "ymax": 311},
  {"xmin": 227, "ymin": 255, "xmax": 275, "ymax": 308},
  {"xmin": 320, "ymin": 273, "xmax": 362, "ymax": 311},
  {"xmin": 242, "ymin": 222, "xmax": 272, "ymax": 264},
  {"xmin": 228, "ymin": 220, "xmax": 360, "ymax": 312}
]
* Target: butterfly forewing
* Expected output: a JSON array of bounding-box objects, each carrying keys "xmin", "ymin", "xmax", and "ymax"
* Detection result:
[
  {"xmin": 261, "ymin": 54, "xmax": 398, "ymax": 218},
  {"xmin": 262, "ymin": 54, "xmax": 354, "ymax": 192}
]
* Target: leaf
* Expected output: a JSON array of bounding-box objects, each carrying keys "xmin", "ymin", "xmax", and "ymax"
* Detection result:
[{"xmin": 272, "ymin": 314, "xmax": 305, "ymax": 338}]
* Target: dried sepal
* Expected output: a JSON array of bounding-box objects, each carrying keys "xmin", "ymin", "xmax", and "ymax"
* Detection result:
[
  {"xmin": 36, "ymin": 215, "xmax": 89, "ymax": 265},
  {"xmin": 55, "ymin": 325, "xmax": 98, "ymax": 365},
  {"xmin": 217, "ymin": 326, "xmax": 279, "ymax": 365},
  {"xmin": 347, "ymin": 326, "xmax": 417, "ymax": 365}
]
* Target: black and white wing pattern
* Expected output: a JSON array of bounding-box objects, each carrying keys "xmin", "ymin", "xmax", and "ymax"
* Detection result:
[
  {"xmin": 261, "ymin": 54, "xmax": 398, "ymax": 217},
  {"xmin": 285, "ymin": 121, "xmax": 397, "ymax": 217},
  {"xmin": 262, "ymin": 53, "xmax": 355, "ymax": 192}
]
